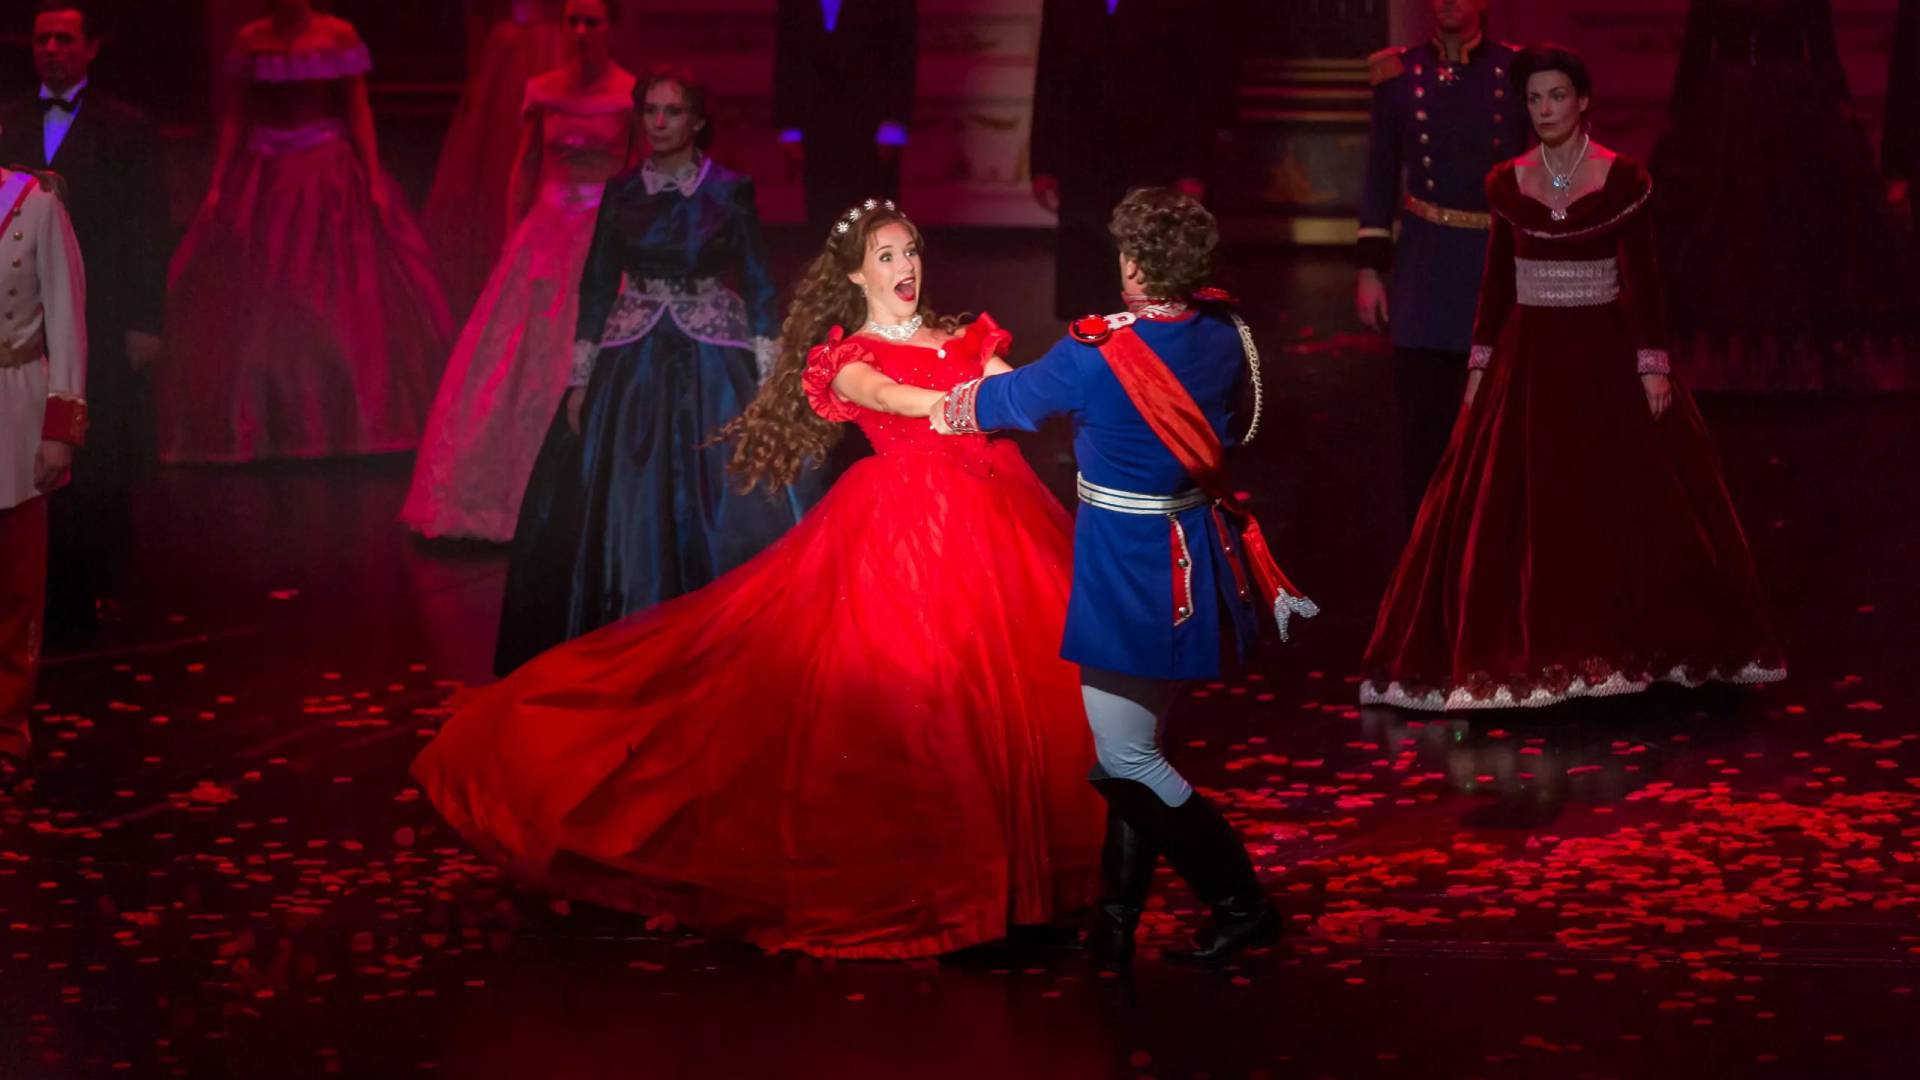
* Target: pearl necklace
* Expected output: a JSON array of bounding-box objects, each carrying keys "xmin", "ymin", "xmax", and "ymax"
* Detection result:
[
  {"xmin": 1540, "ymin": 133, "xmax": 1590, "ymax": 221},
  {"xmin": 865, "ymin": 314, "xmax": 924, "ymax": 343}
]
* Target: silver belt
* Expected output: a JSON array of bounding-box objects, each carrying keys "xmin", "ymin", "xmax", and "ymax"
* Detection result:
[
  {"xmin": 1514, "ymin": 256, "xmax": 1620, "ymax": 308},
  {"xmin": 1076, "ymin": 474, "xmax": 1209, "ymax": 516}
]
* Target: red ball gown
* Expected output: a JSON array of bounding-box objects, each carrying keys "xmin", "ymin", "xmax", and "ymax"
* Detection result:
[
  {"xmin": 1361, "ymin": 158, "xmax": 1786, "ymax": 711},
  {"xmin": 413, "ymin": 316, "xmax": 1104, "ymax": 957}
]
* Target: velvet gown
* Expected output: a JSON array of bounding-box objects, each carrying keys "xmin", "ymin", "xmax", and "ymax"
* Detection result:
[
  {"xmin": 493, "ymin": 160, "xmax": 812, "ymax": 674},
  {"xmin": 415, "ymin": 317, "xmax": 1104, "ymax": 958},
  {"xmin": 1362, "ymin": 158, "xmax": 1786, "ymax": 711}
]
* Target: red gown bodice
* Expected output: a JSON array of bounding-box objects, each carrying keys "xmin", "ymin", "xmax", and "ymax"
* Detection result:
[{"xmin": 804, "ymin": 313, "xmax": 1012, "ymax": 474}]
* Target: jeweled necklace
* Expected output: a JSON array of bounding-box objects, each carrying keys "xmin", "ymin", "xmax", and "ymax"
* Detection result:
[
  {"xmin": 1539, "ymin": 132, "xmax": 1590, "ymax": 221},
  {"xmin": 865, "ymin": 314, "xmax": 924, "ymax": 343}
]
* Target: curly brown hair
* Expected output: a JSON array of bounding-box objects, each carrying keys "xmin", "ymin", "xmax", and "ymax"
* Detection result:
[
  {"xmin": 1109, "ymin": 186, "xmax": 1218, "ymax": 299},
  {"xmin": 720, "ymin": 204, "xmax": 966, "ymax": 492}
]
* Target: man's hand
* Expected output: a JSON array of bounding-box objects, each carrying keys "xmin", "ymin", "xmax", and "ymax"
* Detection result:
[
  {"xmin": 33, "ymin": 440, "xmax": 72, "ymax": 493},
  {"xmin": 1355, "ymin": 269, "xmax": 1390, "ymax": 332},
  {"xmin": 126, "ymin": 331, "xmax": 162, "ymax": 373},
  {"xmin": 1032, "ymin": 175, "xmax": 1061, "ymax": 214},
  {"xmin": 929, "ymin": 397, "xmax": 954, "ymax": 435}
]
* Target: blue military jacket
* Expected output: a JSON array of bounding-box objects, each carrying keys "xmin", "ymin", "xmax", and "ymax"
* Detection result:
[
  {"xmin": 1357, "ymin": 35, "xmax": 1530, "ymax": 353},
  {"xmin": 973, "ymin": 307, "xmax": 1262, "ymax": 681}
]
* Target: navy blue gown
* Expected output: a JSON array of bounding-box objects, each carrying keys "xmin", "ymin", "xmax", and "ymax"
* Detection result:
[{"xmin": 495, "ymin": 159, "xmax": 814, "ymax": 674}]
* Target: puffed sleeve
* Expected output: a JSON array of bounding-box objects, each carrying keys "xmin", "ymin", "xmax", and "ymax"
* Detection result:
[
  {"xmin": 966, "ymin": 312, "xmax": 1013, "ymax": 370},
  {"xmin": 1616, "ymin": 177, "xmax": 1672, "ymax": 375},
  {"xmin": 972, "ymin": 335, "xmax": 1087, "ymax": 433},
  {"xmin": 802, "ymin": 328, "xmax": 873, "ymax": 423},
  {"xmin": 1467, "ymin": 176, "xmax": 1516, "ymax": 371},
  {"xmin": 36, "ymin": 185, "xmax": 88, "ymax": 444}
]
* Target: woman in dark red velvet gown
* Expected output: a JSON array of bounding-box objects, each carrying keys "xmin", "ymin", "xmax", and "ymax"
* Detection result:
[
  {"xmin": 412, "ymin": 204, "xmax": 1103, "ymax": 958},
  {"xmin": 1362, "ymin": 46, "xmax": 1785, "ymax": 712}
]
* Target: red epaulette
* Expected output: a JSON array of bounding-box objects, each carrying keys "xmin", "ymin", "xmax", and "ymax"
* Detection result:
[{"xmin": 1367, "ymin": 47, "xmax": 1407, "ymax": 87}]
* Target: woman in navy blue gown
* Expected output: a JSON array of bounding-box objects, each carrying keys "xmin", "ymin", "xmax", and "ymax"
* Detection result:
[{"xmin": 495, "ymin": 67, "xmax": 813, "ymax": 674}]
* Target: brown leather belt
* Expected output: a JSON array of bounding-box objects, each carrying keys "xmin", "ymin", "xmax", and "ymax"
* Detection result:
[
  {"xmin": 0, "ymin": 329, "xmax": 46, "ymax": 369},
  {"xmin": 1403, "ymin": 194, "xmax": 1492, "ymax": 231}
]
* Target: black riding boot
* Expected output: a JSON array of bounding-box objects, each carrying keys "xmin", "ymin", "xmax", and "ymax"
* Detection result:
[
  {"xmin": 1086, "ymin": 804, "xmax": 1157, "ymax": 967},
  {"xmin": 1092, "ymin": 778, "xmax": 1278, "ymax": 965}
]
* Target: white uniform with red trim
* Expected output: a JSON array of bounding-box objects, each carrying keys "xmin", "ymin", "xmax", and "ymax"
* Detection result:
[{"xmin": 0, "ymin": 167, "xmax": 87, "ymax": 511}]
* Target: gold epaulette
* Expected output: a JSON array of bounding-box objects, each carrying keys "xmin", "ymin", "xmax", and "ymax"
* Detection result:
[{"xmin": 1367, "ymin": 47, "xmax": 1407, "ymax": 87}]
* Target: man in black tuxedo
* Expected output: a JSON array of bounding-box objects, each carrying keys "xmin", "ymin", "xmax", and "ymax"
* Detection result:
[
  {"xmin": 0, "ymin": 1, "xmax": 171, "ymax": 643},
  {"xmin": 773, "ymin": 0, "xmax": 917, "ymax": 235},
  {"xmin": 1031, "ymin": 0, "xmax": 1237, "ymax": 319}
]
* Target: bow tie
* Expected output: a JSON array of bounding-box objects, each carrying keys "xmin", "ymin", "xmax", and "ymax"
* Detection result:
[{"xmin": 39, "ymin": 95, "xmax": 80, "ymax": 114}]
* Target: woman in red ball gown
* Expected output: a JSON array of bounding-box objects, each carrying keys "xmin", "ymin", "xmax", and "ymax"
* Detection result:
[
  {"xmin": 1362, "ymin": 45, "xmax": 1786, "ymax": 712},
  {"xmin": 413, "ymin": 201, "xmax": 1104, "ymax": 958}
]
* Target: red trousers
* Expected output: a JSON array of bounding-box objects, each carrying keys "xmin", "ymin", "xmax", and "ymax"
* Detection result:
[{"xmin": 0, "ymin": 495, "xmax": 47, "ymax": 757}]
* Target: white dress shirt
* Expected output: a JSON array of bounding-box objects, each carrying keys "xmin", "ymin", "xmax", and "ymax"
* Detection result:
[{"xmin": 40, "ymin": 79, "xmax": 87, "ymax": 165}]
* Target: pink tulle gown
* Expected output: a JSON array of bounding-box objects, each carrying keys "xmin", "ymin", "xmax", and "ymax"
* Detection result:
[
  {"xmin": 158, "ymin": 16, "xmax": 453, "ymax": 463},
  {"xmin": 402, "ymin": 68, "xmax": 637, "ymax": 541},
  {"xmin": 424, "ymin": 0, "xmax": 572, "ymax": 314},
  {"xmin": 412, "ymin": 317, "xmax": 1106, "ymax": 959}
]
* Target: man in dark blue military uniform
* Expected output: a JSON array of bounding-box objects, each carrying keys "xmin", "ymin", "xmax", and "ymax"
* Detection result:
[{"xmin": 1354, "ymin": 0, "xmax": 1529, "ymax": 524}]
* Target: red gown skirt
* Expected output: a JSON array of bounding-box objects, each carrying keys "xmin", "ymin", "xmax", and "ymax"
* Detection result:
[
  {"xmin": 413, "ymin": 439, "xmax": 1104, "ymax": 958},
  {"xmin": 1362, "ymin": 301, "xmax": 1787, "ymax": 711},
  {"xmin": 159, "ymin": 125, "xmax": 453, "ymax": 462}
]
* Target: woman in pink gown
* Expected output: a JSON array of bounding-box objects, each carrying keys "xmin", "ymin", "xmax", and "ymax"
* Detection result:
[
  {"xmin": 402, "ymin": 1, "xmax": 638, "ymax": 542},
  {"xmin": 159, "ymin": 2, "xmax": 454, "ymax": 463},
  {"xmin": 413, "ymin": 204, "xmax": 1105, "ymax": 958},
  {"xmin": 426, "ymin": 0, "xmax": 572, "ymax": 314}
]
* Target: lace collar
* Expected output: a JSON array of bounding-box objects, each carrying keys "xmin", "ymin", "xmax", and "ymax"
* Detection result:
[{"xmin": 641, "ymin": 155, "xmax": 711, "ymax": 197}]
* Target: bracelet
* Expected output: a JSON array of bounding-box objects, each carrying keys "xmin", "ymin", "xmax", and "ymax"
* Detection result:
[{"xmin": 942, "ymin": 378, "xmax": 984, "ymax": 435}]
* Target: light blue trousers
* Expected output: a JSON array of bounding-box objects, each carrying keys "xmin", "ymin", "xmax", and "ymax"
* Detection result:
[{"xmin": 1080, "ymin": 665, "xmax": 1192, "ymax": 808}]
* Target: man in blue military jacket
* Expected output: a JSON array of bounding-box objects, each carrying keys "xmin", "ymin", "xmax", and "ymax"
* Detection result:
[
  {"xmin": 937, "ymin": 189, "xmax": 1281, "ymax": 967},
  {"xmin": 1355, "ymin": 0, "xmax": 1528, "ymax": 524}
]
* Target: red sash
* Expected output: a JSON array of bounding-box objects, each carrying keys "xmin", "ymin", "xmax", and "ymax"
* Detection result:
[{"xmin": 1097, "ymin": 326, "xmax": 1317, "ymax": 640}]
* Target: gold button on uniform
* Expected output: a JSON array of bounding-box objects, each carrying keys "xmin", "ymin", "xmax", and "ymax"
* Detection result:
[
  {"xmin": 1419, "ymin": 132, "xmax": 1431, "ymax": 145},
  {"xmin": 1422, "ymin": 156, "xmax": 1433, "ymax": 168},
  {"xmin": 1415, "ymin": 110, "xmax": 1428, "ymax": 122}
]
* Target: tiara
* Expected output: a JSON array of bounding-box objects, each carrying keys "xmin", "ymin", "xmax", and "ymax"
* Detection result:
[{"xmin": 834, "ymin": 198, "xmax": 898, "ymax": 235}]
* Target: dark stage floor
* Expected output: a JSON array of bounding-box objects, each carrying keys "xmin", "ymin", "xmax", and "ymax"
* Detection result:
[{"xmin": 6, "ymin": 239, "xmax": 1920, "ymax": 1078}]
